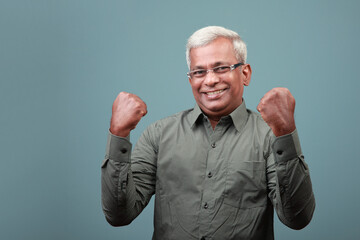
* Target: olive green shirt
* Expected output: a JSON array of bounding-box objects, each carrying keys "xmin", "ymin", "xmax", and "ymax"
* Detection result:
[{"xmin": 101, "ymin": 101, "xmax": 315, "ymax": 240}]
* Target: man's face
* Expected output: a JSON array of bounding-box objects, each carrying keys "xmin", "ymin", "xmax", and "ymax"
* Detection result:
[{"xmin": 188, "ymin": 37, "xmax": 252, "ymax": 120}]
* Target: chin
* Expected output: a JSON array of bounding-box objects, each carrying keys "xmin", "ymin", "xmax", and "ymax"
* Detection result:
[{"xmin": 203, "ymin": 105, "xmax": 228, "ymax": 114}]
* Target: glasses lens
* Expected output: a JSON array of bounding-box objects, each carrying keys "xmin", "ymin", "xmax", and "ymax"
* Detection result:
[
  {"xmin": 213, "ymin": 66, "xmax": 231, "ymax": 74},
  {"xmin": 191, "ymin": 70, "xmax": 206, "ymax": 78},
  {"xmin": 188, "ymin": 64, "xmax": 237, "ymax": 79}
]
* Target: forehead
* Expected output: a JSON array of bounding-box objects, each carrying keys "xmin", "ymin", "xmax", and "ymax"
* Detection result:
[{"xmin": 189, "ymin": 37, "xmax": 238, "ymax": 68}]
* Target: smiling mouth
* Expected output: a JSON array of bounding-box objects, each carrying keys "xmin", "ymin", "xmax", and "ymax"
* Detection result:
[{"xmin": 205, "ymin": 89, "xmax": 225, "ymax": 95}]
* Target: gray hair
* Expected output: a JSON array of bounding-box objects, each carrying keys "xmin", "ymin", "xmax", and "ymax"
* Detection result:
[{"xmin": 186, "ymin": 26, "xmax": 247, "ymax": 69}]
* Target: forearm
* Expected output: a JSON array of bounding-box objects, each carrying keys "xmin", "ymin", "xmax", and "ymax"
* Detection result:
[
  {"xmin": 101, "ymin": 129, "xmax": 157, "ymax": 226},
  {"xmin": 267, "ymin": 130, "xmax": 315, "ymax": 229},
  {"xmin": 101, "ymin": 133, "xmax": 140, "ymax": 226}
]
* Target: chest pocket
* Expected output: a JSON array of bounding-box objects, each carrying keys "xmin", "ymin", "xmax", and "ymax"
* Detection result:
[{"xmin": 223, "ymin": 161, "xmax": 268, "ymax": 208}]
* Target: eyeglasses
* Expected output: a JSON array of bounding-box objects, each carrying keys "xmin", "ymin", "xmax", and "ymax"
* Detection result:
[{"xmin": 187, "ymin": 62, "xmax": 244, "ymax": 80}]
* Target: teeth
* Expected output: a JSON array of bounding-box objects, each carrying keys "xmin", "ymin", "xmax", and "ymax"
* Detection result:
[{"xmin": 207, "ymin": 89, "xmax": 224, "ymax": 95}]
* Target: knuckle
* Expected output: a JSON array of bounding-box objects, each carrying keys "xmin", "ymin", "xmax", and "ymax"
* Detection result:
[
  {"xmin": 272, "ymin": 89, "xmax": 279, "ymax": 96},
  {"xmin": 133, "ymin": 102, "xmax": 141, "ymax": 109},
  {"xmin": 119, "ymin": 91, "xmax": 130, "ymax": 100}
]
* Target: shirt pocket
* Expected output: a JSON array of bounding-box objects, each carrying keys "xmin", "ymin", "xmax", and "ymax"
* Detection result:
[{"xmin": 223, "ymin": 161, "xmax": 267, "ymax": 208}]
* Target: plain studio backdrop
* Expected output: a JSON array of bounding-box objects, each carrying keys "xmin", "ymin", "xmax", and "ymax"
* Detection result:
[{"xmin": 1, "ymin": 0, "xmax": 359, "ymax": 239}]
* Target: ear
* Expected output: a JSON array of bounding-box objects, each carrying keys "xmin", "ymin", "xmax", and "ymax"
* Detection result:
[{"xmin": 242, "ymin": 64, "xmax": 252, "ymax": 86}]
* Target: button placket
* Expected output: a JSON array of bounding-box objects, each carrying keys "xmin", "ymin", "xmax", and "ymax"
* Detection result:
[{"xmin": 199, "ymin": 118, "xmax": 224, "ymax": 236}]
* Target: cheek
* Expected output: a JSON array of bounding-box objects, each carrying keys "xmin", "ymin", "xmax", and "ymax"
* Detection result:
[
  {"xmin": 190, "ymin": 84, "xmax": 200, "ymax": 100},
  {"xmin": 190, "ymin": 81, "xmax": 201, "ymax": 93},
  {"xmin": 236, "ymin": 85, "xmax": 244, "ymax": 95},
  {"xmin": 229, "ymin": 81, "xmax": 244, "ymax": 98}
]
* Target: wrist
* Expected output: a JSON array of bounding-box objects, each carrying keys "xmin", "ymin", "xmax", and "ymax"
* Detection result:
[
  {"xmin": 109, "ymin": 127, "xmax": 130, "ymax": 138},
  {"xmin": 272, "ymin": 124, "xmax": 296, "ymax": 137}
]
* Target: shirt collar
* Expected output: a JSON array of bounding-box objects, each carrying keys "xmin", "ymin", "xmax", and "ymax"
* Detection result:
[
  {"xmin": 189, "ymin": 100, "xmax": 249, "ymax": 132},
  {"xmin": 189, "ymin": 104, "xmax": 204, "ymax": 128},
  {"xmin": 229, "ymin": 100, "xmax": 249, "ymax": 132}
]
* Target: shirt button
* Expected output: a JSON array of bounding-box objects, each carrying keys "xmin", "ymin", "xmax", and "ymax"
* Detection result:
[
  {"xmin": 211, "ymin": 143, "xmax": 216, "ymax": 148},
  {"xmin": 207, "ymin": 172, "xmax": 213, "ymax": 178},
  {"xmin": 120, "ymin": 148, "xmax": 127, "ymax": 154},
  {"xmin": 204, "ymin": 202, "xmax": 208, "ymax": 209}
]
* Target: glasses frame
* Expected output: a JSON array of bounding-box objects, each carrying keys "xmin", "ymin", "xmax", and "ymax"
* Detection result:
[{"xmin": 187, "ymin": 62, "xmax": 244, "ymax": 79}]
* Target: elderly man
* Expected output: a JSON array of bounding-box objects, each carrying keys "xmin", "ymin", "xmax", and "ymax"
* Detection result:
[{"xmin": 101, "ymin": 26, "xmax": 315, "ymax": 240}]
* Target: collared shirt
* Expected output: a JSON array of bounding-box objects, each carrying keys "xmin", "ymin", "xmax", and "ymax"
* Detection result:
[{"xmin": 101, "ymin": 101, "xmax": 315, "ymax": 240}]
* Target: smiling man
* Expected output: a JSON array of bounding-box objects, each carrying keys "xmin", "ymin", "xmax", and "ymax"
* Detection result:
[
  {"xmin": 101, "ymin": 26, "xmax": 315, "ymax": 240},
  {"xmin": 187, "ymin": 36, "xmax": 251, "ymax": 128}
]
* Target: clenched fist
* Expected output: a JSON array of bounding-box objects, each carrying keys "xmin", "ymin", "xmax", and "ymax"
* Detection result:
[
  {"xmin": 110, "ymin": 92, "xmax": 147, "ymax": 137},
  {"xmin": 257, "ymin": 88, "xmax": 296, "ymax": 137}
]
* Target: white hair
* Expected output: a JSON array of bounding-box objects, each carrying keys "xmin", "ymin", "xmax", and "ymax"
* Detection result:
[{"xmin": 186, "ymin": 26, "xmax": 247, "ymax": 69}]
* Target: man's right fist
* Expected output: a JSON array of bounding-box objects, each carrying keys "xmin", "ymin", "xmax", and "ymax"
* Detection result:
[{"xmin": 110, "ymin": 92, "xmax": 147, "ymax": 137}]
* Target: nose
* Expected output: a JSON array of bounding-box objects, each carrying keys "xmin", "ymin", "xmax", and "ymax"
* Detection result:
[{"xmin": 203, "ymin": 70, "xmax": 220, "ymax": 86}]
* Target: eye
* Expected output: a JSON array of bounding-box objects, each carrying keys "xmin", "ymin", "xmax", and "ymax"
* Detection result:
[
  {"xmin": 192, "ymin": 70, "xmax": 206, "ymax": 77},
  {"xmin": 214, "ymin": 66, "xmax": 230, "ymax": 73}
]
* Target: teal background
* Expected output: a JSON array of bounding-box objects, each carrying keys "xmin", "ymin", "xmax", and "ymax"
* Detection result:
[{"xmin": 1, "ymin": 0, "xmax": 359, "ymax": 239}]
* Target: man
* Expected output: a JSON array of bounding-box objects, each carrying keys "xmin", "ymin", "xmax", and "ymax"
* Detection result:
[{"xmin": 101, "ymin": 26, "xmax": 315, "ymax": 240}]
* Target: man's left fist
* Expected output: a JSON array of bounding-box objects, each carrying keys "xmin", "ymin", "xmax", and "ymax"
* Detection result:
[{"xmin": 257, "ymin": 87, "xmax": 296, "ymax": 137}]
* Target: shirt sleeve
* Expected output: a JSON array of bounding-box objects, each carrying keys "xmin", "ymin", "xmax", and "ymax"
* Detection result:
[
  {"xmin": 266, "ymin": 129, "xmax": 315, "ymax": 230},
  {"xmin": 101, "ymin": 125, "xmax": 158, "ymax": 226}
]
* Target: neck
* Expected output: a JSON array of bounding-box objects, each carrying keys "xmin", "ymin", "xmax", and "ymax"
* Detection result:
[
  {"xmin": 209, "ymin": 118, "xmax": 219, "ymax": 129},
  {"xmin": 202, "ymin": 100, "xmax": 243, "ymax": 129}
]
